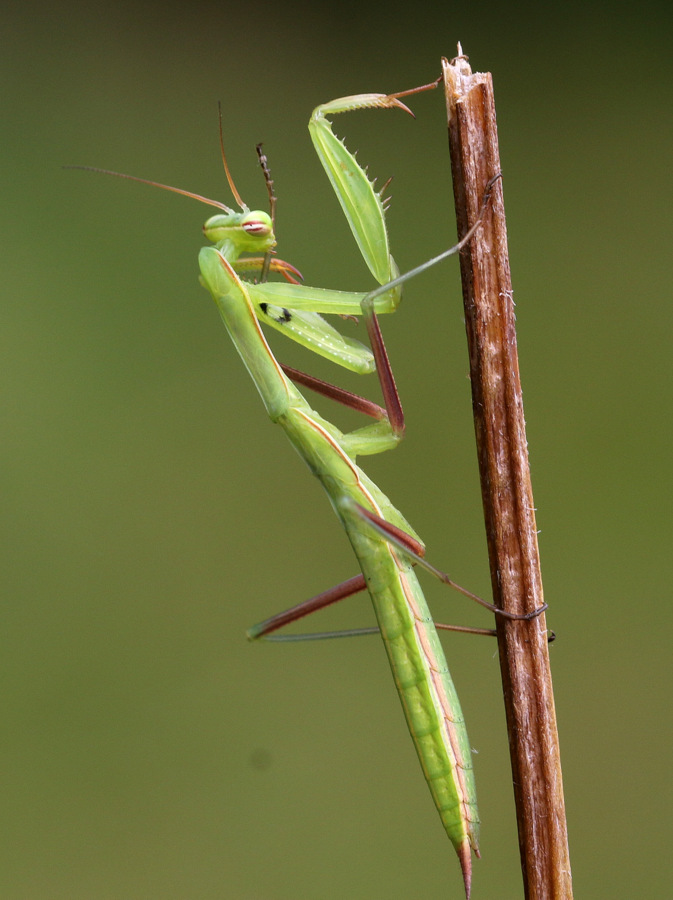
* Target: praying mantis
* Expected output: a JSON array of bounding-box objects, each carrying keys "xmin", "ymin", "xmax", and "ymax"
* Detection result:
[{"xmin": 70, "ymin": 80, "xmax": 545, "ymax": 898}]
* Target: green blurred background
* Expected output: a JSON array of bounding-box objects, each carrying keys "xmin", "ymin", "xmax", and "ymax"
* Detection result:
[{"xmin": 3, "ymin": 1, "xmax": 671, "ymax": 897}]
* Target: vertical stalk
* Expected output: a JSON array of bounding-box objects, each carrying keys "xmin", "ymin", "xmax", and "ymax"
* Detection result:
[{"xmin": 442, "ymin": 53, "xmax": 573, "ymax": 898}]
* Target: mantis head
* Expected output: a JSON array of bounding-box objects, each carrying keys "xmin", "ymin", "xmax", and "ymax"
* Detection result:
[{"xmin": 203, "ymin": 209, "xmax": 275, "ymax": 255}]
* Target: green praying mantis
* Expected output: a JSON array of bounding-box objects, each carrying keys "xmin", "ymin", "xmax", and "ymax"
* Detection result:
[{"xmin": 70, "ymin": 79, "xmax": 546, "ymax": 898}]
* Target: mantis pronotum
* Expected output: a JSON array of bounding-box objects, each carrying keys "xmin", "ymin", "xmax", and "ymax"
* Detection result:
[{"xmin": 70, "ymin": 82, "xmax": 544, "ymax": 898}]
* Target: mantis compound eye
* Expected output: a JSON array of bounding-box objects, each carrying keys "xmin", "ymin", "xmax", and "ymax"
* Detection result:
[{"xmin": 241, "ymin": 211, "xmax": 272, "ymax": 237}]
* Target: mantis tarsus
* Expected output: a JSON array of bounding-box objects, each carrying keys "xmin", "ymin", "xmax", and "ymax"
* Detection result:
[{"xmin": 70, "ymin": 81, "xmax": 545, "ymax": 898}]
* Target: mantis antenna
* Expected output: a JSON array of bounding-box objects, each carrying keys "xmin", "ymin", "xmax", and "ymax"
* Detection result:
[
  {"xmin": 255, "ymin": 143, "xmax": 277, "ymax": 283},
  {"xmin": 217, "ymin": 101, "xmax": 248, "ymax": 211}
]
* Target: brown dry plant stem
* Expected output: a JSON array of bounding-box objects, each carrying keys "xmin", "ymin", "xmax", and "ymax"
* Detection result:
[{"xmin": 441, "ymin": 53, "xmax": 573, "ymax": 899}]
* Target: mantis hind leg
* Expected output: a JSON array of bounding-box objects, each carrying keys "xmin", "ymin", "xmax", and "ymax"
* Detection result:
[
  {"xmin": 247, "ymin": 572, "xmax": 499, "ymax": 643},
  {"xmin": 347, "ymin": 499, "xmax": 549, "ymax": 622},
  {"xmin": 247, "ymin": 502, "xmax": 554, "ymax": 644}
]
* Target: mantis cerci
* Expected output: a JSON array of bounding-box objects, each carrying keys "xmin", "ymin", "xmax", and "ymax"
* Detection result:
[{"xmin": 70, "ymin": 80, "xmax": 545, "ymax": 898}]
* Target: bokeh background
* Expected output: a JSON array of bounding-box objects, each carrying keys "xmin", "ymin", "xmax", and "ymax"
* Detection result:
[{"xmin": 3, "ymin": 1, "xmax": 671, "ymax": 897}]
